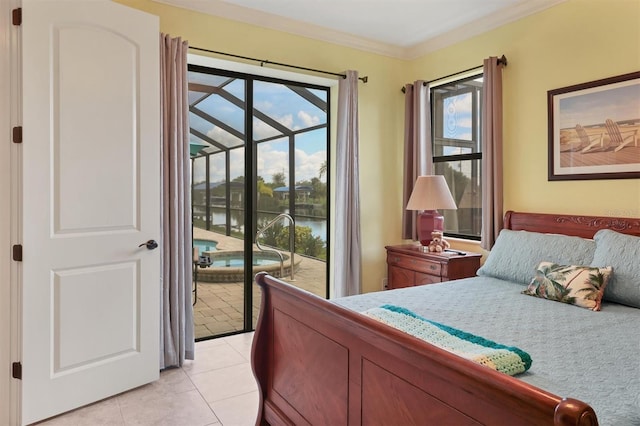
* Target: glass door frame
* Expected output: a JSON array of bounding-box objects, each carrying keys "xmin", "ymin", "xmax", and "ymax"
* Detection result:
[{"xmin": 189, "ymin": 64, "xmax": 331, "ymax": 336}]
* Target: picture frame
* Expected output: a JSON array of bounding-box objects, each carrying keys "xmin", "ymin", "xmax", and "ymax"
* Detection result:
[{"xmin": 547, "ymin": 71, "xmax": 640, "ymax": 181}]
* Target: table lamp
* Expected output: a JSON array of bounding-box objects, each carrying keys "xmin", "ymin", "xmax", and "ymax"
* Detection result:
[{"xmin": 406, "ymin": 175, "xmax": 457, "ymax": 246}]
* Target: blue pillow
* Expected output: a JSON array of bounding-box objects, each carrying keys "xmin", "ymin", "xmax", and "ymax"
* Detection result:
[
  {"xmin": 477, "ymin": 229, "xmax": 596, "ymax": 285},
  {"xmin": 591, "ymin": 229, "xmax": 640, "ymax": 308}
]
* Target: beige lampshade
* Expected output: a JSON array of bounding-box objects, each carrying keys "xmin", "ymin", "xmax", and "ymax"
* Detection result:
[{"xmin": 406, "ymin": 175, "xmax": 457, "ymax": 211}]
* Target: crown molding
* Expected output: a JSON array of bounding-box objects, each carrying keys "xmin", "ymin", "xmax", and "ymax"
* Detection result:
[
  {"xmin": 153, "ymin": 0, "xmax": 404, "ymax": 58},
  {"xmin": 153, "ymin": 0, "xmax": 566, "ymax": 60}
]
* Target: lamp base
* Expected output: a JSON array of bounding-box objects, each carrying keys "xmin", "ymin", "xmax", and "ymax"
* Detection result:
[{"xmin": 417, "ymin": 210, "xmax": 444, "ymax": 246}]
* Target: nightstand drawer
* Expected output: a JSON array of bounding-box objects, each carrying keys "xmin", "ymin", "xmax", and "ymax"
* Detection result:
[
  {"xmin": 388, "ymin": 253, "xmax": 442, "ymax": 276},
  {"xmin": 415, "ymin": 272, "xmax": 441, "ymax": 286}
]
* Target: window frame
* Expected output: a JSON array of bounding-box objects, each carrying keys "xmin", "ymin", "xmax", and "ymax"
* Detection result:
[{"xmin": 430, "ymin": 71, "xmax": 483, "ymax": 241}]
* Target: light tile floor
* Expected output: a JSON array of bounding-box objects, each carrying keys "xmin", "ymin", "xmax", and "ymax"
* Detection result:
[{"xmin": 37, "ymin": 333, "xmax": 259, "ymax": 426}]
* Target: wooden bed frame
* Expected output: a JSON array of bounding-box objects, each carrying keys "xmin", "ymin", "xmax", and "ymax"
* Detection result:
[{"xmin": 251, "ymin": 211, "xmax": 640, "ymax": 425}]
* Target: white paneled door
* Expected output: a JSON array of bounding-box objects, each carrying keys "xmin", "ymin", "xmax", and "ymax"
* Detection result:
[{"xmin": 21, "ymin": 1, "xmax": 160, "ymax": 423}]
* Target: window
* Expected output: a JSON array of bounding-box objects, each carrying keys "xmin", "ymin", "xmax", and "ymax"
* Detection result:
[{"xmin": 431, "ymin": 73, "xmax": 483, "ymax": 240}]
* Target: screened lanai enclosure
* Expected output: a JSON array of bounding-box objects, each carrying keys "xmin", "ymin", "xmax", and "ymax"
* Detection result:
[{"xmin": 188, "ymin": 65, "xmax": 330, "ymax": 340}]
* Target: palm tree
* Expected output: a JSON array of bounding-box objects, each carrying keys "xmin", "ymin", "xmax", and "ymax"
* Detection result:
[
  {"xmin": 532, "ymin": 263, "xmax": 574, "ymax": 303},
  {"xmin": 318, "ymin": 160, "xmax": 327, "ymax": 179},
  {"xmin": 575, "ymin": 270, "xmax": 607, "ymax": 302}
]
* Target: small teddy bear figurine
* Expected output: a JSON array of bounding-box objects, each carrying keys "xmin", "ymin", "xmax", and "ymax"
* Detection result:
[{"xmin": 428, "ymin": 231, "xmax": 450, "ymax": 253}]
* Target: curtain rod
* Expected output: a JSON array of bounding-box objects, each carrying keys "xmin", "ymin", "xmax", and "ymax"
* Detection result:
[
  {"xmin": 189, "ymin": 46, "xmax": 369, "ymax": 83},
  {"xmin": 401, "ymin": 55, "xmax": 507, "ymax": 93}
]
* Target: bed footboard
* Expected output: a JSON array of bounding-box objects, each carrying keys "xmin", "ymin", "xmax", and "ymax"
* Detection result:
[{"xmin": 251, "ymin": 272, "xmax": 598, "ymax": 426}]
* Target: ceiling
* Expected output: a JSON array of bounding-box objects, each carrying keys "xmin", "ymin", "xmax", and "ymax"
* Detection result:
[{"xmin": 155, "ymin": 0, "xmax": 565, "ymax": 58}]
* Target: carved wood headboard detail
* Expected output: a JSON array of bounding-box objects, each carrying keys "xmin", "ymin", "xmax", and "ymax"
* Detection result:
[{"xmin": 504, "ymin": 211, "xmax": 640, "ymax": 239}]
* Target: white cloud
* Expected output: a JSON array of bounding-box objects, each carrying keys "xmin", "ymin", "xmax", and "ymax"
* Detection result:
[
  {"xmin": 242, "ymin": 110, "xmax": 324, "ymax": 141},
  {"xmin": 253, "ymin": 114, "xmax": 297, "ymax": 139},
  {"xmin": 257, "ymin": 144, "xmax": 289, "ymax": 183},
  {"xmin": 207, "ymin": 154, "xmax": 227, "ymax": 182},
  {"xmin": 295, "ymin": 148, "xmax": 327, "ymax": 183},
  {"xmin": 254, "ymin": 119, "xmax": 283, "ymax": 140},
  {"xmin": 193, "ymin": 137, "xmax": 327, "ymax": 187},
  {"xmin": 278, "ymin": 114, "xmax": 294, "ymax": 128},
  {"xmin": 228, "ymin": 149, "xmax": 246, "ymax": 180},
  {"xmin": 198, "ymin": 129, "xmax": 322, "ymax": 184},
  {"xmin": 206, "ymin": 126, "xmax": 242, "ymax": 147},
  {"xmin": 192, "ymin": 160, "xmax": 206, "ymax": 183},
  {"xmin": 193, "ymin": 148, "xmax": 245, "ymax": 184},
  {"xmin": 298, "ymin": 110, "xmax": 321, "ymax": 127}
]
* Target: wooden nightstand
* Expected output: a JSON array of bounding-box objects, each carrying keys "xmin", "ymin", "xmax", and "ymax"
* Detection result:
[{"xmin": 385, "ymin": 244, "xmax": 481, "ymax": 289}]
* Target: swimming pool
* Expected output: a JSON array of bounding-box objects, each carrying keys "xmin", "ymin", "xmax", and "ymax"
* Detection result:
[
  {"xmin": 210, "ymin": 255, "xmax": 278, "ymax": 268},
  {"xmin": 193, "ymin": 238, "xmax": 218, "ymax": 253},
  {"xmin": 195, "ymin": 250, "xmax": 301, "ymax": 283}
]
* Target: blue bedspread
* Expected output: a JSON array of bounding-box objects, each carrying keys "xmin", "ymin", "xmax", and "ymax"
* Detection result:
[{"xmin": 336, "ymin": 276, "xmax": 640, "ymax": 426}]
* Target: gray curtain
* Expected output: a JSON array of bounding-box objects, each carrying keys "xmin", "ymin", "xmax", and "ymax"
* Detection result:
[
  {"xmin": 402, "ymin": 81, "xmax": 433, "ymax": 240},
  {"xmin": 481, "ymin": 57, "xmax": 505, "ymax": 250},
  {"xmin": 159, "ymin": 33, "xmax": 194, "ymax": 368},
  {"xmin": 334, "ymin": 70, "xmax": 362, "ymax": 298}
]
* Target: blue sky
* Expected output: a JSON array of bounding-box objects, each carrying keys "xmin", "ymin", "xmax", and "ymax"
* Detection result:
[
  {"xmin": 440, "ymin": 92, "xmax": 475, "ymax": 159},
  {"xmin": 557, "ymin": 82, "xmax": 640, "ymax": 129},
  {"xmin": 190, "ymin": 76, "xmax": 328, "ymax": 184},
  {"xmin": 443, "ymin": 92, "xmax": 473, "ymax": 141}
]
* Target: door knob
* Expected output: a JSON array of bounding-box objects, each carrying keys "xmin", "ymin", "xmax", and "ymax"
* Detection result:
[{"xmin": 139, "ymin": 240, "xmax": 158, "ymax": 250}]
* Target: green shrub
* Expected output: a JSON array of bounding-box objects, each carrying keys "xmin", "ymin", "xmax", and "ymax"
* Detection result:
[{"xmin": 256, "ymin": 220, "xmax": 326, "ymax": 260}]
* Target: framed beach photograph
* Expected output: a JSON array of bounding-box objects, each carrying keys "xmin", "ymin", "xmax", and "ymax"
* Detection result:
[{"xmin": 548, "ymin": 71, "xmax": 640, "ymax": 180}]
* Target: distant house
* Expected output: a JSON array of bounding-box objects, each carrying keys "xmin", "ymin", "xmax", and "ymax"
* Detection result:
[
  {"xmin": 273, "ymin": 186, "xmax": 313, "ymax": 201},
  {"xmin": 192, "ymin": 181, "xmax": 245, "ymax": 207}
]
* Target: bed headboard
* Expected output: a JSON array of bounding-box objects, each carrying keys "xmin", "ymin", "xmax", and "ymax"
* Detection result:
[{"xmin": 504, "ymin": 211, "xmax": 640, "ymax": 239}]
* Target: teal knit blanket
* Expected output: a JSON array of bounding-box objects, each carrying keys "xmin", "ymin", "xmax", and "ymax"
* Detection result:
[{"xmin": 363, "ymin": 305, "xmax": 532, "ymax": 376}]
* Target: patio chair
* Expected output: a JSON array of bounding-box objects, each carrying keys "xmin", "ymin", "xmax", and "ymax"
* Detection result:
[
  {"xmin": 576, "ymin": 124, "xmax": 604, "ymax": 153},
  {"xmin": 605, "ymin": 118, "xmax": 639, "ymax": 152}
]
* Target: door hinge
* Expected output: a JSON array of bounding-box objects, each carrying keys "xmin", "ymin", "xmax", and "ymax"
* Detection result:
[
  {"xmin": 12, "ymin": 244, "xmax": 22, "ymax": 262},
  {"xmin": 12, "ymin": 362, "xmax": 22, "ymax": 380},
  {"xmin": 12, "ymin": 126, "xmax": 22, "ymax": 144},
  {"xmin": 12, "ymin": 8, "xmax": 21, "ymax": 26}
]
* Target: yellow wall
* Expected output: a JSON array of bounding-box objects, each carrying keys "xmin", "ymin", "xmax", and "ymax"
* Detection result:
[
  {"xmin": 119, "ymin": 0, "xmax": 639, "ymax": 294},
  {"xmin": 408, "ymin": 0, "xmax": 640, "ymax": 219}
]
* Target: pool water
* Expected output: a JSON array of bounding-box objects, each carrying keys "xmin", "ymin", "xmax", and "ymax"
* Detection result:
[
  {"xmin": 211, "ymin": 257, "xmax": 279, "ymax": 267},
  {"xmin": 193, "ymin": 239, "xmax": 218, "ymax": 253},
  {"xmin": 195, "ymin": 250, "xmax": 293, "ymax": 282}
]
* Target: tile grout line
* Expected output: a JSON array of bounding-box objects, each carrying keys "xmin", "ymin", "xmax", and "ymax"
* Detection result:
[
  {"xmin": 184, "ymin": 340, "xmax": 249, "ymax": 424},
  {"xmin": 190, "ymin": 336, "xmax": 258, "ymax": 425},
  {"xmin": 181, "ymin": 363, "xmax": 223, "ymax": 425}
]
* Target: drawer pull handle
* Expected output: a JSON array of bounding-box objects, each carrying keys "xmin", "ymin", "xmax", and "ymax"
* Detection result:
[{"xmin": 430, "ymin": 265, "xmax": 437, "ymax": 270}]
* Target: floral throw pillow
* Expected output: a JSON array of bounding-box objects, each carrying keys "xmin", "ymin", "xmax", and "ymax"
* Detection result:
[{"xmin": 522, "ymin": 262, "xmax": 613, "ymax": 311}]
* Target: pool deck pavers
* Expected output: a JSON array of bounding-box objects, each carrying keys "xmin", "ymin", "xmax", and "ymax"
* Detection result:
[{"xmin": 192, "ymin": 227, "xmax": 327, "ymax": 339}]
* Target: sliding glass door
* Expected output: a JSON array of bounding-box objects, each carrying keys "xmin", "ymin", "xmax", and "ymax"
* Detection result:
[
  {"xmin": 188, "ymin": 66, "xmax": 330, "ymax": 339},
  {"xmin": 190, "ymin": 71, "xmax": 248, "ymax": 339}
]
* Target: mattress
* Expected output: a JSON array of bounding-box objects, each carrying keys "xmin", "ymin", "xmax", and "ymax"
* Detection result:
[{"xmin": 334, "ymin": 276, "xmax": 640, "ymax": 426}]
